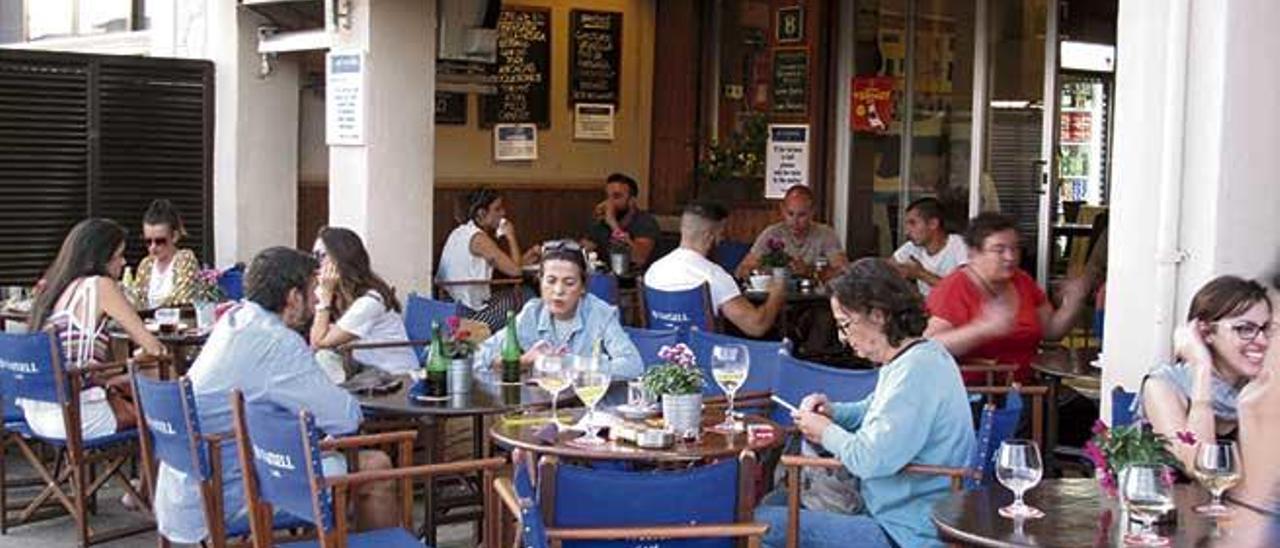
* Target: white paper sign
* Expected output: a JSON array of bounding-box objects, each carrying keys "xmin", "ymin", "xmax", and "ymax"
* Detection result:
[
  {"xmin": 494, "ymin": 124, "xmax": 538, "ymax": 161},
  {"xmin": 765, "ymin": 124, "xmax": 810, "ymax": 198},
  {"xmin": 326, "ymin": 50, "xmax": 366, "ymax": 146},
  {"xmin": 574, "ymin": 103, "xmax": 615, "ymax": 141}
]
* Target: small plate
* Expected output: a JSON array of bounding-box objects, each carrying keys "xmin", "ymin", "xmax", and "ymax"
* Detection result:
[
  {"xmin": 145, "ymin": 321, "xmax": 190, "ymax": 333},
  {"xmin": 615, "ymin": 403, "xmax": 659, "ymax": 420}
]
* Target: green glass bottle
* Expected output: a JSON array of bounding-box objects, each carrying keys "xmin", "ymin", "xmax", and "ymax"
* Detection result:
[
  {"xmin": 500, "ymin": 310, "xmax": 522, "ymax": 383},
  {"xmin": 427, "ymin": 321, "xmax": 448, "ymax": 397}
]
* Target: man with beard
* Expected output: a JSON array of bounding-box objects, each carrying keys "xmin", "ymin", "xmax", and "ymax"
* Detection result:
[
  {"xmin": 582, "ymin": 172, "xmax": 661, "ymax": 268},
  {"xmin": 891, "ymin": 197, "xmax": 968, "ymax": 296},
  {"xmin": 152, "ymin": 247, "xmax": 396, "ymax": 543}
]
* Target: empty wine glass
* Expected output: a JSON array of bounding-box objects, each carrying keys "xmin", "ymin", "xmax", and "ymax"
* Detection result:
[
  {"xmin": 1193, "ymin": 440, "xmax": 1241, "ymax": 516},
  {"xmin": 996, "ymin": 439, "xmax": 1045, "ymax": 519},
  {"xmin": 1121, "ymin": 464, "xmax": 1175, "ymax": 547},
  {"xmin": 710, "ymin": 344, "xmax": 749, "ymax": 432},
  {"xmin": 533, "ymin": 355, "xmax": 571, "ymax": 427}
]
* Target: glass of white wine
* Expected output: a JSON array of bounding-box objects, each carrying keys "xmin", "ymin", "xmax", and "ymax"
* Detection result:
[
  {"xmin": 533, "ymin": 355, "xmax": 571, "ymax": 428},
  {"xmin": 710, "ymin": 344, "xmax": 749, "ymax": 432},
  {"xmin": 1193, "ymin": 440, "xmax": 1241, "ymax": 516},
  {"xmin": 571, "ymin": 364, "xmax": 611, "ymax": 445},
  {"xmin": 995, "ymin": 439, "xmax": 1045, "ymax": 519},
  {"xmin": 1121, "ymin": 464, "xmax": 1175, "ymax": 547}
]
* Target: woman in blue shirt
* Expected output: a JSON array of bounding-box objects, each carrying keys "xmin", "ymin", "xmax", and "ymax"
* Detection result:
[
  {"xmin": 757, "ymin": 258, "xmax": 975, "ymax": 547},
  {"xmin": 476, "ymin": 241, "xmax": 643, "ymax": 379}
]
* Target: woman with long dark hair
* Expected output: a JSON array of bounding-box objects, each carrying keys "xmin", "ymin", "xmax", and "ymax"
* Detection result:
[
  {"xmin": 309, "ymin": 226, "xmax": 417, "ymax": 373},
  {"xmin": 23, "ymin": 218, "xmax": 166, "ymax": 440},
  {"xmin": 134, "ymin": 199, "xmax": 200, "ymax": 308},
  {"xmin": 435, "ymin": 187, "xmax": 528, "ymax": 329}
]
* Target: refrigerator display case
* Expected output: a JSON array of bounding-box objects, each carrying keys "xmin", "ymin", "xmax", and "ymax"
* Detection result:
[{"xmin": 1057, "ymin": 74, "xmax": 1110, "ymax": 213}]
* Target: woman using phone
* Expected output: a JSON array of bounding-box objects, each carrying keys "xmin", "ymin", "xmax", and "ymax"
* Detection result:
[
  {"xmin": 436, "ymin": 187, "xmax": 527, "ymax": 330},
  {"xmin": 1139, "ymin": 275, "xmax": 1273, "ymax": 471}
]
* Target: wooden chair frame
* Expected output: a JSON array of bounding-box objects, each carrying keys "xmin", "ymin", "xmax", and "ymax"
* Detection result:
[{"xmin": 958, "ymin": 360, "xmax": 1019, "ymax": 387}]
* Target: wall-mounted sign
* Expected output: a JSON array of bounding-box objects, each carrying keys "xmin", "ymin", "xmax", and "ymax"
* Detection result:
[
  {"xmin": 851, "ymin": 76, "xmax": 895, "ymax": 133},
  {"xmin": 772, "ymin": 49, "xmax": 808, "ymax": 116},
  {"xmin": 481, "ymin": 6, "xmax": 552, "ymax": 128},
  {"xmin": 494, "ymin": 123, "xmax": 538, "ymax": 161},
  {"xmin": 570, "ymin": 10, "xmax": 622, "ymax": 106},
  {"xmin": 325, "ymin": 49, "xmax": 366, "ymax": 145},
  {"xmin": 574, "ymin": 103, "xmax": 615, "ymax": 141},
  {"xmin": 765, "ymin": 124, "xmax": 810, "ymax": 199},
  {"xmin": 776, "ymin": 6, "xmax": 804, "ymax": 43},
  {"xmin": 435, "ymin": 92, "xmax": 467, "ymax": 125}
]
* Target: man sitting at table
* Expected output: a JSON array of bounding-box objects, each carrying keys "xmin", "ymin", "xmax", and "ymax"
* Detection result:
[
  {"xmin": 580, "ymin": 172, "xmax": 661, "ymax": 268},
  {"xmin": 645, "ymin": 201, "xmax": 784, "ymax": 337},
  {"xmin": 890, "ymin": 197, "xmax": 968, "ymax": 297},
  {"xmin": 735, "ymin": 185, "xmax": 848, "ymax": 279},
  {"xmin": 153, "ymin": 247, "xmax": 398, "ymax": 543}
]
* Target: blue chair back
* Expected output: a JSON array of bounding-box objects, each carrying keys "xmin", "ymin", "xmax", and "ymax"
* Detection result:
[
  {"xmin": 548, "ymin": 457, "xmax": 741, "ymax": 548},
  {"xmin": 242, "ymin": 400, "xmax": 332, "ymax": 530},
  {"xmin": 965, "ymin": 391, "xmax": 1024, "ymax": 490},
  {"xmin": 772, "ymin": 352, "xmax": 878, "ymax": 427},
  {"xmin": 404, "ymin": 292, "xmax": 458, "ymax": 361},
  {"xmin": 689, "ymin": 329, "xmax": 784, "ymax": 397},
  {"xmin": 640, "ymin": 282, "xmax": 714, "ymax": 334},
  {"xmin": 710, "ymin": 241, "xmax": 751, "ymax": 274},
  {"xmin": 587, "ymin": 273, "xmax": 620, "ymax": 306},
  {"xmin": 0, "ymin": 330, "xmax": 65, "ymax": 406},
  {"xmin": 514, "ymin": 462, "xmax": 550, "ymax": 548},
  {"xmin": 622, "ymin": 327, "xmax": 680, "ymax": 370},
  {"xmin": 1111, "ymin": 386, "xmax": 1137, "ymax": 427},
  {"xmin": 133, "ymin": 375, "xmax": 208, "ymax": 479},
  {"xmin": 217, "ymin": 264, "xmax": 244, "ymax": 301}
]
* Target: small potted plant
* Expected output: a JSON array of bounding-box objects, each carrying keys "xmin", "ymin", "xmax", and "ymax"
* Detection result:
[
  {"xmin": 192, "ymin": 267, "xmax": 225, "ymax": 330},
  {"xmin": 439, "ymin": 316, "xmax": 477, "ymax": 395},
  {"xmin": 642, "ymin": 343, "xmax": 706, "ymax": 439},
  {"xmin": 1084, "ymin": 419, "xmax": 1178, "ymax": 498},
  {"xmin": 759, "ymin": 237, "xmax": 793, "ymax": 279}
]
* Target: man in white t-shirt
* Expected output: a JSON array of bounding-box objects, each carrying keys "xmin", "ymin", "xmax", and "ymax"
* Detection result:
[
  {"xmin": 645, "ymin": 202, "xmax": 784, "ymax": 337},
  {"xmin": 891, "ymin": 197, "xmax": 968, "ymax": 296}
]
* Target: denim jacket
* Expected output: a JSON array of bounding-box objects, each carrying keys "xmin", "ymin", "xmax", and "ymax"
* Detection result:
[{"xmin": 475, "ymin": 293, "xmax": 643, "ymax": 379}]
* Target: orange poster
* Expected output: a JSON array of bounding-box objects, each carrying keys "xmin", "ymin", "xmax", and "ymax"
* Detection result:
[{"xmin": 852, "ymin": 76, "xmax": 895, "ymax": 133}]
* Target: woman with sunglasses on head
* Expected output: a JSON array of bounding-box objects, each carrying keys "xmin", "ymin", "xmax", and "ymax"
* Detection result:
[
  {"xmin": 437, "ymin": 187, "xmax": 530, "ymax": 330},
  {"xmin": 474, "ymin": 241, "xmax": 643, "ymax": 379},
  {"xmin": 1139, "ymin": 275, "xmax": 1273, "ymax": 472},
  {"xmin": 134, "ymin": 199, "xmax": 200, "ymax": 309},
  {"xmin": 308, "ymin": 227, "xmax": 417, "ymax": 374}
]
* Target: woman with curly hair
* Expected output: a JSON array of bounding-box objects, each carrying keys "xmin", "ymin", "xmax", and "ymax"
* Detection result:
[
  {"xmin": 756, "ymin": 258, "xmax": 975, "ymax": 548},
  {"xmin": 135, "ymin": 199, "xmax": 200, "ymax": 308}
]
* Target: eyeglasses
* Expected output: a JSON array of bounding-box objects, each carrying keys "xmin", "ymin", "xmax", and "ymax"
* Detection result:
[
  {"xmin": 312, "ymin": 250, "xmax": 327, "ymax": 263},
  {"xmin": 144, "ymin": 237, "xmax": 169, "ymax": 247},
  {"xmin": 981, "ymin": 244, "xmax": 1021, "ymax": 257},
  {"xmin": 1220, "ymin": 320, "xmax": 1275, "ymax": 342}
]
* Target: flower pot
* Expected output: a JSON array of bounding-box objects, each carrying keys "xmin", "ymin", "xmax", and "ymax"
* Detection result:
[
  {"xmin": 448, "ymin": 358, "xmax": 472, "ymax": 395},
  {"xmin": 662, "ymin": 393, "xmax": 703, "ymax": 439}
]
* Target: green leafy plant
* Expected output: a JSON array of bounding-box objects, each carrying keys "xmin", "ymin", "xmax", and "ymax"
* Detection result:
[
  {"xmin": 1084, "ymin": 420, "xmax": 1177, "ymax": 496},
  {"xmin": 642, "ymin": 343, "xmax": 705, "ymax": 396},
  {"xmin": 696, "ymin": 112, "xmax": 768, "ymax": 187}
]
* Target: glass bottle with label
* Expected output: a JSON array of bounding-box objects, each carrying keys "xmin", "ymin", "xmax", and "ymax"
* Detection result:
[
  {"xmin": 500, "ymin": 311, "xmax": 522, "ymax": 383},
  {"xmin": 427, "ymin": 321, "xmax": 448, "ymax": 397}
]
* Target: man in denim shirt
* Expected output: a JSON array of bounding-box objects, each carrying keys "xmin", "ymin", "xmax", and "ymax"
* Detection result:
[{"xmin": 154, "ymin": 247, "xmax": 396, "ymax": 543}]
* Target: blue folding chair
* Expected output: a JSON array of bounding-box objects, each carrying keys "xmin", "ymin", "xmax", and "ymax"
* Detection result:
[
  {"xmin": 621, "ymin": 326, "xmax": 680, "ymax": 370},
  {"xmin": 587, "ymin": 273, "xmax": 620, "ymax": 306},
  {"xmin": 402, "ymin": 292, "xmax": 458, "ymax": 361},
  {"xmin": 771, "ymin": 351, "xmax": 879, "ymax": 427},
  {"xmin": 217, "ymin": 264, "xmax": 244, "ymax": 301},
  {"xmin": 639, "ymin": 281, "xmax": 715, "ymax": 334},
  {"xmin": 0, "ymin": 330, "xmax": 151, "ymax": 544},
  {"xmin": 689, "ymin": 329, "xmax": 786, "ymax": 398},
  {"xmin": 229, "ymin": 390, "xmax": 505, "ymax": 547},
  {"xmin": 710, "ymin": 240, "xmax": 751, "ymax": 275},
  {"xmin": 495, "ymin": 452, "xmax": 768, "ymax": 548},
  {"xmin": 1111, "ymin": 386, "xmax": 1138, "ymax": 427}
]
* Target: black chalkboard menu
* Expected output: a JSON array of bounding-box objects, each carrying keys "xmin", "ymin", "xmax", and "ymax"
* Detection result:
[
  {"xmin": 435, "ymin": 91, "xmax": 467, "ymax": 125},
  {"xmin": 481, "ymin": 6, "xmax": 552, "ymax": 128},
  {"xmin": 569, "ymin": 10, "xmax": 622, "ymax": 106},
  {"xmin": 772, "ymin": 49, "xmax": 808, "ymax": 116}
]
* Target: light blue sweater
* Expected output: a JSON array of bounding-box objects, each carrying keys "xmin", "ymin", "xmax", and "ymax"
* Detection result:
[{"xmin": 819, "ymin": 339, "xmax": 975, "ymax": 547}]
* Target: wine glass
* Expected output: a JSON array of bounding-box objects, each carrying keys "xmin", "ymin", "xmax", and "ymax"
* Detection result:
[
  {"xmin": 1120, "ymin": 464, "xmax": 1175, "ymax": 547},
  {"xmin": 533, "ymin": 355, "xmax": 571, "ymax": 427},
  {"xmin": 571, "ymin": 360, "xmax": 611, "ymax": 445},
  {"xmin": 1193, "ymin": 440, "xmax": 1241, "ymax": 516},
  {"xmin": 995, "ymin": 439, "xmax": 1045, "ymax": 519},
  {"xmin": 710, "ymin": 344, "xmax": 749, "ymax": 432}
]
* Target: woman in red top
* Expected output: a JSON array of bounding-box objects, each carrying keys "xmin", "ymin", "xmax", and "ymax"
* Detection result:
[{"xmin": 924, "ymin": 213, "xmax": 1088, "ymax": 383}]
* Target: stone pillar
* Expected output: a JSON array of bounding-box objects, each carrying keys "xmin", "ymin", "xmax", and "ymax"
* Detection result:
[{"xmin": 328, "ymin": 0, "xmax": 435, "ymax": 296}]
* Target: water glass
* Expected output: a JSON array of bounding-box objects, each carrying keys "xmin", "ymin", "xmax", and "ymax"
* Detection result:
[
  {"xmin": 995, "ymin": 439, "xmax": 1045, "ymax": 519},
  {"xmin": 155, "ymin": 307, "xmax": 180, "ymax": 334},
  {"xmin": 1121, "ymin": 464, "xmax": 1175, "ymax": 547},
  {"xmin": 1193, "ymin": 440, "xmax": 1241, "ymax": 516}
]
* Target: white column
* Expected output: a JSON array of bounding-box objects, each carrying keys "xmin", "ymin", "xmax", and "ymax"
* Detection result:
[
  {"xmin": 1103, "ymin": 0, "xmax": 1280, "ymax": 421},
  {"xmin": 328, "ymin": 0, "xmax": 434, "ymax": 296}
]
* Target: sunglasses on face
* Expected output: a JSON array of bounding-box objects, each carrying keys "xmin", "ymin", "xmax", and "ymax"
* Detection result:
[
  {"xmin": 145, "ymin": 237, "xmax": 169, "ymax": 247},
  {"xmin": 1220, "ymin": 320, "xmax": 1275, "ymax": 342}
]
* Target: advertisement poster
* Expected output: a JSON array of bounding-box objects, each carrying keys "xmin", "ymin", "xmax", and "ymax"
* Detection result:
[
  {"xmin": 494, "ymin": 124, "xmax": 538, "ymax": 161},
  {"xmin": 851, "ymin": 76, "xmax": 895, "ymax": 133},
  {"xmin": 573, "ymin": 103, "xmax": 615, "ymax": 141},
  {"xmin": 326, "ymin": 50, "xmax": 366, "ymax": 145},
  {"xmin": 765, "ymin": 124, "xmax": 810, "ymax": 199}
]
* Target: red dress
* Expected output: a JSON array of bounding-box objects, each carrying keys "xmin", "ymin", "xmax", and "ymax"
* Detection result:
[{"xmin": 926, "ymin": 267, "xmax": 1046, "ymax": 383}]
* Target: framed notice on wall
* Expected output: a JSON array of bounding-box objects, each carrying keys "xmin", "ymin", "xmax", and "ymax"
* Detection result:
[
  {"xmin": 772, "ymin": 49, "xmax": 808, "ymax": 116},
  {"xmin": 574, "ymin": 103, "xmax": 615, "ymax": 140},
  {"xmin": 481, "ymin": 6, "xmax": 552, "ymax": 128},
  {"xmin": 569, "ymin": 9, "xmax": 622, "ymax": 107},
  {"xmin": 494, "ymin": 124, "xmax": 538, "ymax": 161},
  {"xmin": 325, "ymin": 49, "xmax": 366, "ymax": 145},
  {"xmin": 776, "ymin": 6, "xmax": 804, "ymax": 43},
  {"xmin": 765, "ymin": 124, "xmax": 810, "ymax": 199}
]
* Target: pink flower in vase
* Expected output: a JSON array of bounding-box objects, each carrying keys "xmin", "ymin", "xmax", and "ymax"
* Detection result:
[{"xmin": 1174, "ymin": 430, "xmax": 1197, "ymax": 447}]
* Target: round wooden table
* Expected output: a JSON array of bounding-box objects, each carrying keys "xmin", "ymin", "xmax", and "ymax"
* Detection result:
[
  {"xmin": 489, "ymin": 406, "xmax": 784, "ymax": 462},
  {"xmin": 1032, "ymin": 346, "xmax": 1100, "ymax": 473},
  {"xmin": 932, "ymin": 479, "xmax": 1230, "ymax": 547}
]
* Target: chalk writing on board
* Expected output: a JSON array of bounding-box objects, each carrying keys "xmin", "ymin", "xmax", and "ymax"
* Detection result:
[
  {"xmin": 482, "ymin": 7, "xmax": 551, "ymax": 128},
  {"xmin": 570, "ymin": 10, "xmax": 622, "ymax": 106}
]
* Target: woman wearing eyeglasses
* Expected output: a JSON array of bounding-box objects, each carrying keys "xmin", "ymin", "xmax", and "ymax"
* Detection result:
[
  {"xmin": 474, "ymin": 241, "xmax": 643, "ymax": 379},
  {"xmin": 437, "ymin": 188, "xmax": 530, "ymax": 330},
  {"xmin": 134, "ymin": 199, "xmax": 200, "ymax": 309},
  {"xmin": 1139, "ymin": 275, "xmax": 1273, "ymax": 472},
  {"xmin": 923, "ymin": 212, "xmax": 1089, "ymax": 383}
]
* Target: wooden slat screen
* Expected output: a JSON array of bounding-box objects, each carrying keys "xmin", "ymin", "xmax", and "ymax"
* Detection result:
[{"xmin": 0, "ymin": 50, "xmax": 213, "ymax": 286}]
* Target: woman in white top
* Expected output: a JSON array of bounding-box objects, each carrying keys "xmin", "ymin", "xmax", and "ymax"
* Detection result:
[
  {"xmin": 25, "ymin": 218, "xmax": 167, "ymax": 440},
  {"xmin": 134, "ymin": 199, "xmax": 200, "ymax": 309},
  {"xmin": 435, "ymin": 188, "xmax": 529, "ymax": 329},
  {"xmin": 309, "ymin": 227, "xmax": 418, "ymax": 374}
]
